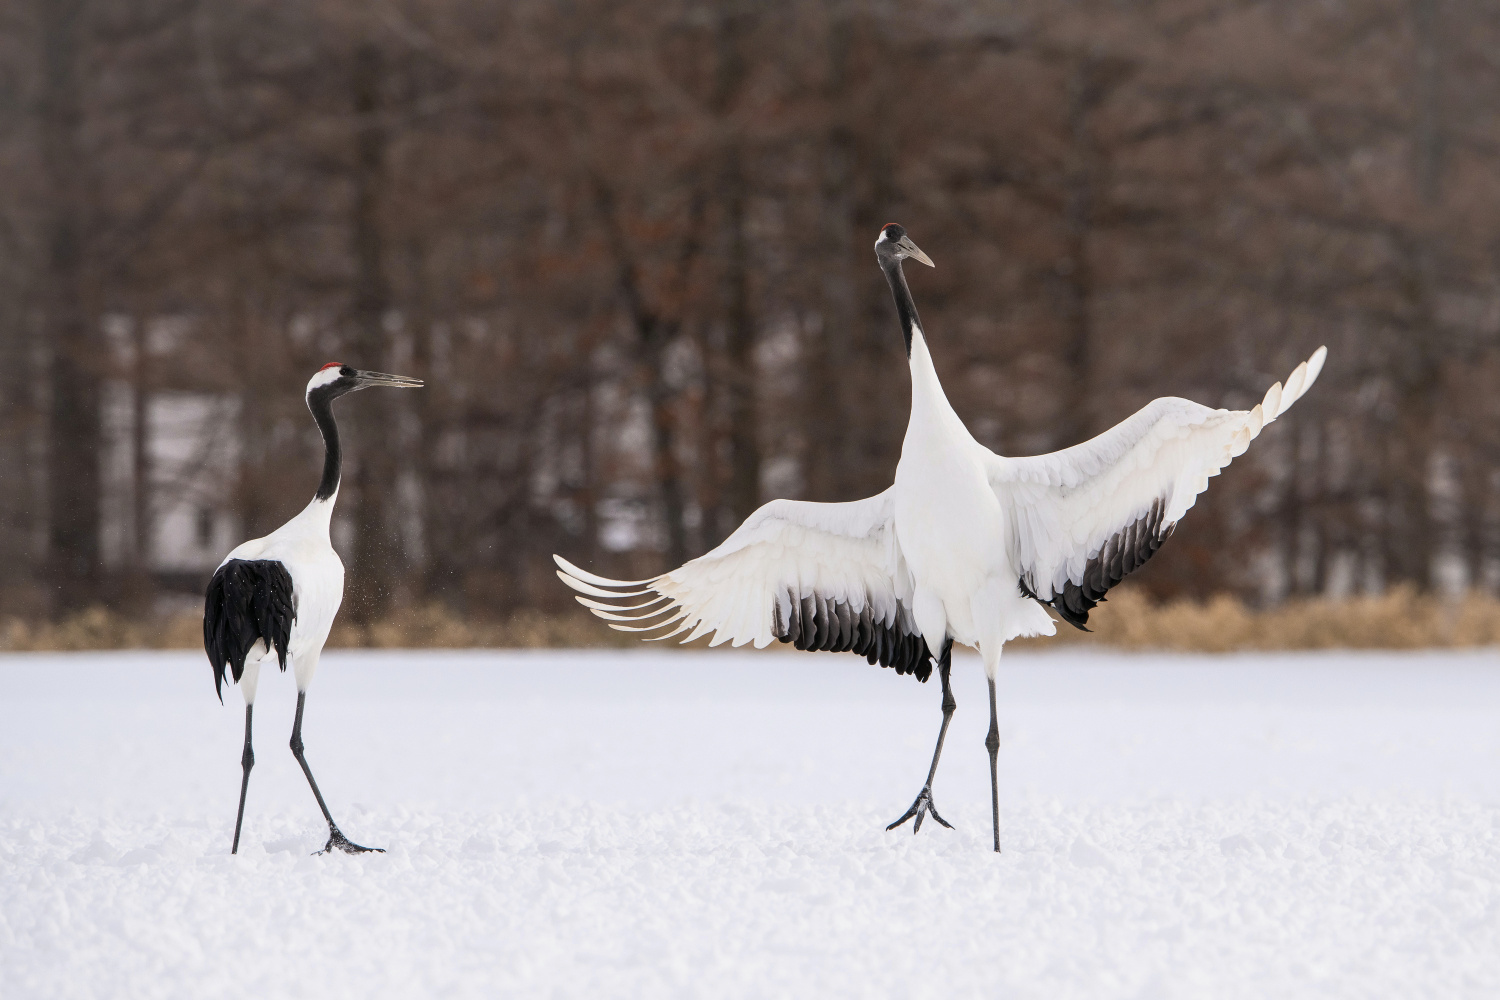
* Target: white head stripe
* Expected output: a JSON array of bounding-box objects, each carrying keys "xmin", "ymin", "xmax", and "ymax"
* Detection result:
[{"xmin": 306, "ymin": 367, "xmax": 344, "ymax": 393}]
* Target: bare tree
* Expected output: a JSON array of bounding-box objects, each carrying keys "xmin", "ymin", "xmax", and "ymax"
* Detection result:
[{"xmin": 3, "ymin": 0, "xmax": 1499, "ymax": 620}]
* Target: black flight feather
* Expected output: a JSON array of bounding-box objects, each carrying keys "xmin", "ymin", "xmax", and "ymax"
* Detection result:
[
  {"xmin": 773, "ymin": 587, "xmax": 934, "ymax": 683},
  {"xmin": 203, "ymin": 559, "xmax": 296, "ymax": 702},
  {"xmin": 1019, "ymin": 496, "xmax": 1176, "ymax": 631}
]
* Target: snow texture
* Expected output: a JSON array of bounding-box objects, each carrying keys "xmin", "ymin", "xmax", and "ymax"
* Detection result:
[{"xmin": 3, "ymin": 647, "xmax": 1499, "ymax": 999}]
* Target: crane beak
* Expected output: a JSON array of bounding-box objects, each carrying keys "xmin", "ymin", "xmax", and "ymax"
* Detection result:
[
  {"xmin": 353, "ymin": 370, "xmax": 424, "ymax": 390},
  {"xmin": 898, "ymin": 236, "xmax": 935, "ymax": 268}
]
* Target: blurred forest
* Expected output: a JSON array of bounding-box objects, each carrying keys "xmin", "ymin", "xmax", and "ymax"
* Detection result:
[{"xmin": 0, "ymin": 0, "xmax": 1498, "ymax": 627}]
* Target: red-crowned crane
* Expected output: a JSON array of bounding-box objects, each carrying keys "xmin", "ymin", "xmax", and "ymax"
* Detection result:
[
  {"xmin": 204, "ymin": 363, "xmax": 422, "ymax": 855},
  {"xmin": 557, "ymin": 224, "xmax": 1327, "ymax": 853}
]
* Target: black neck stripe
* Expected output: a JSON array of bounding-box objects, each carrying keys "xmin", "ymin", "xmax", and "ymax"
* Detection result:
[
  {"xmin": 308, "ymin": 387, "xmax": 341, "ymax": 501},
  {"xmin": 880, "ymin": 257, "xmax": 923, "ymax": 358}
]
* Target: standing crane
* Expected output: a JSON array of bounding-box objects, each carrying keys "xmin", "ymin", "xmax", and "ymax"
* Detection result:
[
  {"xmin": 557, "ymin": 224, "xmax": 1326, "ymax": 853},
  {"xmin": 204, "ymin": 362, "xmax": 422, "ymax": 855}
]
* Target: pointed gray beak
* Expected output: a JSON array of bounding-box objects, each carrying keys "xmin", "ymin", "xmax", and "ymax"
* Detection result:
[
  {"xmin": 898, "ymin": 236, "xmax": 935, "ymax": 268},
  {"xmin": 353, "ymin": 370, "xmax": 424, "ymax": 390}
]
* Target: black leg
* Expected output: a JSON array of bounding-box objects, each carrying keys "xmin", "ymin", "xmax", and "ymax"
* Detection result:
[
  {"xmin": 290, "ymin": 691, "xmax": 383, "ymax": 855},
  {"xmin": 986, "ymin": 676, "xmax": 1001, "ymax": 854},
  {"xmin": 231, "ymin": 704, "xmax": 255, "ymax": 855},
  {"xmin": 887, "ymin": 638, "xmax": 956, "ymax": 835}
]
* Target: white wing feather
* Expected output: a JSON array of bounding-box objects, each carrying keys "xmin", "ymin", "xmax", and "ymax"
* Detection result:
[
  {"xmin": 988, "ymin": 347, "xmax": 1326, "ymax": 606},
  {"xmin": 556, "ymin": 490, "xmax": 915, "ymax": 650}
]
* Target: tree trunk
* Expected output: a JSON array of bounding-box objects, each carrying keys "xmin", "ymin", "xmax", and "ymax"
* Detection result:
[
  {"xmin": 1413, "ymin": 0, "xmax": 1444, "ymax": 204},
  {"xmin": 713, "ymin": 9, "xmax": 759, "ymax": 539},
  {"xmin": 346, "ymin": 42, "xmax": 396, "ymax": 623},
  {"xmin": 805, "ymin": 13, "xmax": 859, "ymax": 506},
  {"xmin": 41, "ymin": 0, "xmax": 101, "ymax": 614},
  {"xmin": 130, "ymin": 316, "xmax": 150, "ymax": 567},
  {"xmin": 1057, "ymin": 54, "xmax": 1100, "ymax": 449},
  {"xmin": 807, "ymin": 121, "xmax": 857, "ymax": 504},
  {"xmin": 644, "ymin": 325, "xmax": 689, "ymax": 569}
]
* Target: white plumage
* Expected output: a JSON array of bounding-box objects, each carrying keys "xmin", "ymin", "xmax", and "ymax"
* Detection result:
[
  {"xmin": 563, "ymin": 492, "xmax": 912, "ymax": 649},
  {"xmin": 219, "ymin": 501, "xmax": 345, "ymax": 701},
  {"xmin": 992, "ymin": 349, "xmax": 1324, "ymax": 615},
  {"xmin": 557, "ymin": 223, "xmax": 1326, "ymax": 851}
]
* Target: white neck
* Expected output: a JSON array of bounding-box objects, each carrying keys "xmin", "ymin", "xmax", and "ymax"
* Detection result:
[
  {"xmin": 287, "ymin": 488, "xmax": 338, "ymax": 538},
  {"xmin": 906, "ymin": 325, "xmax": 967, "ymax": 437}
]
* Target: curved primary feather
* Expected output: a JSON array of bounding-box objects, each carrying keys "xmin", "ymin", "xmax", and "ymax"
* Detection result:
[
  {"xmin": 988, "ymin": 347, "xmax": 1326, "ymax": 628},
  {"xmin": 555, "ymin": 489, "xmax": 937, "ymax": 680}
]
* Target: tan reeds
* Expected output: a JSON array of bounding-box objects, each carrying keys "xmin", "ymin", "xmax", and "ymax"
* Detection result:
[
  {"xmin": 1009, "ymin": 584, "xmax": 1500, "ymax": 652},
  {"xmin": 1, "ymin": 585, "xmax": 1497, "ymax": 652}
]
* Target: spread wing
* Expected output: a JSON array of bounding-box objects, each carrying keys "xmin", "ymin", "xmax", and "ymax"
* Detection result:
[
  {"xmin": 988, "ymin": 347, "xmax": 1326, "ymax": 629},
  {"xmin": 555, "ymin": 489, "xmax": 937, "ymax": 681}
]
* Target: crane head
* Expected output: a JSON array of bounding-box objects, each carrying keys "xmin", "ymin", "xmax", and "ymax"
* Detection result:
[
  {"xmin": 874, "ymin": 223, "xmax": 934, "ymax": 267},
  {"xmin": 305, "ymin": 362, "xmax": 424, "ymax": 400}
]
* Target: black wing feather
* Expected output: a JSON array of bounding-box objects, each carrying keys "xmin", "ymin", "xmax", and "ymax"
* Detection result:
[
  {"xmin": 203, "ymin": 559, "xmax": 296, "ymax": 702},
  {"xmin": 771, "ymin": 587, "xmax": 935, "ymax": 682},
  {"xmin": 1019, "ymin": 497, "xmax": 1176, "ymax": 631}
]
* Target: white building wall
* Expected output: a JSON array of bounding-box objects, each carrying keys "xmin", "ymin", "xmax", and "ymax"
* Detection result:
[{"xmin": 100, "ymin": 382, "xmax": 242, "ymax": 575}]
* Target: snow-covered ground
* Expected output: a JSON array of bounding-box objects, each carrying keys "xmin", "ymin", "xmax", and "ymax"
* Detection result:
[{"xmin": 2, "ymin": 647, "xmax": 1499, "ymax": 999}]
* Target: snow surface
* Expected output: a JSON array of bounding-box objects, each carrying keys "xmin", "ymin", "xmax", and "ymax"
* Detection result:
[{"xmin": 3, "ymin": 647, "xmax": 1500, "ymax": 999}]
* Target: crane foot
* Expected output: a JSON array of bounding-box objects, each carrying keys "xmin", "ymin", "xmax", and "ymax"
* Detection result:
[
  {"xmin": 317, "ymin": 826, "xmax": 384, "ymax": 855},
  {"xmin": 885, "ymin": 785, "xmax": 953, "ymax": 835}
]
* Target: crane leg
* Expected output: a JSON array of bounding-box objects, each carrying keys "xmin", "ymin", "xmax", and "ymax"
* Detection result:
[
  {"xmin": 289, "ymin": 691, "xmax": 383, "ymax": 855},
  {"xmin": 986, "ymin": 676, "xmax": 1001, "ymax": 854},
  {"xmin": 231, "ymin": 704, "xmax": 255, "ymax": 854},
  {"xmin": 886, "ymin": 638, "xmax": 956, "ymax": 835}
]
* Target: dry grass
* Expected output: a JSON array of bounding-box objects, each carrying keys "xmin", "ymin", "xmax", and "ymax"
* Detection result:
[
  {"xmin": 0, "ymin": 604, "xmax": 634, "ymax": 653},
  {"xmin": 2, "ymin": 586, "xmax": 1498, "ymax": 653},
  {"xmin": 324, "ymin": 605, "xmax": 637, "ymax": 650},
  {"xmin": 0, "ymin": 607, "xmax": 208, "ymax": 652},
  {"xmin": 1010, "ymin": 584, "xmax": 1500, "ymax": 652}
]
